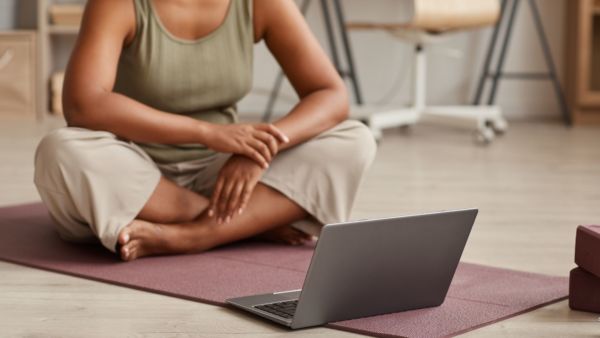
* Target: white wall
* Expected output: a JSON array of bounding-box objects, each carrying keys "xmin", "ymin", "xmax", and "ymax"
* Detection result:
[
  {"xmin": 0, "ymin": 1, "xmax": 15, "ymax": 29},
  {"xmin": 0, "ymin": 0, "xmax": 567, "ymax": 120}
]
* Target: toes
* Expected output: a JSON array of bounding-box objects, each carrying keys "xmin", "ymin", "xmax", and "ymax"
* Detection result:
[
  {"xmin": 120, "ymin": 239, "xmax": 140, "ymax": 261},
  {"xmin": 256, "ymin": 226, "xmax": 314, "ymax": 246},
  {"xmin": 291, "ymin": 235, "xmax": 313, "ymax": 246},
  {"xmin": 120, "ymin": 247, "xmax": 129, "ymax": 261},
  {"xmin": 126, "ymin": 247, "xmax": 139, "ymax": 261},
  {"xmin": 281, "ymin": 234, "xmax": 305, "ymax": 246},
  {"xmin": 291, "ymin": 237, "xmax": 308, "ymax": 246},
  {"xmin": 285, "ymin": 228, "xmax": 312, "ymax": 245},
  {"xmin": 301, "ymin": 232, "xmax": 314, "ymax": 240},
  {"xmin": 120, "ymin": 245, "xmax": 131, "ymax": 261},
  {"xmin": 118, "ymin": 226, "xmax": 132, "ymax": 246}
]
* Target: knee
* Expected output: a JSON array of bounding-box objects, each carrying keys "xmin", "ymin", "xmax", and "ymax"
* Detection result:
[
  {"xmin": 34, "ymin": 128, "xmax": 91, "ymax": 189},
  {"xmin": 36, "ymin": 129, "xmax": 73, "ymax": 169},
  {"xmin": 303, "ymin": 120, "xmax": 377, "ymax": 178},
  {"xmin": 339, "ymin": 120, "xmax": 377, "ymax": 172}
]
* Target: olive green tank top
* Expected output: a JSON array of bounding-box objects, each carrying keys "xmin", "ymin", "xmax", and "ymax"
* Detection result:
[{"xmin": 114, "ymin": 0, "xmax": 254, "ymax": 164}]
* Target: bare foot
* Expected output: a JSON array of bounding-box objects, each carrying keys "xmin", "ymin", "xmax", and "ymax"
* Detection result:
[
  {"xmin": 117, "ymin": 220, "xmax": 312, "ymax": 261},
  {"xmin": 257, "ymin": 225, "xmax": 314, "ymax": 246},
  {"xmin": 117, "ymin": 220, "xmax": 184, "ymax": 261}
]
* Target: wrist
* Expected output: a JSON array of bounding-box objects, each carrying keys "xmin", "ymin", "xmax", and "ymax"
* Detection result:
[
  {"xmin": 196, "ymin": 120, "xmax": 213, "ymax": 145},
  {"xmin": 232, "ymin": 154, "xmax": 266, "ymax": 171}
]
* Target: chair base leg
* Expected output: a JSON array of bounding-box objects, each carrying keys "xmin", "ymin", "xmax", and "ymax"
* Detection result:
[
  {"xmin": 365, "ymin": 105, "xmax": 507, "ymax": 145},
  {"xmin": 365, "ymin": 108, "xmax": 420, "ymax": 140}
]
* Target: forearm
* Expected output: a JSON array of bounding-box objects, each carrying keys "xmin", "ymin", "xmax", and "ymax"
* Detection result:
[
  {"xmin": 273, "ymin": 87, "xmax": 349, "ymax": 151},
  {"xmin": 64, "ymin": 90, "xmax": 210, "ymax": 144}
]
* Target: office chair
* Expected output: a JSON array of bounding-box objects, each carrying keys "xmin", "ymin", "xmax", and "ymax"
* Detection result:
[{"xmin": 348, "ymin": 0, "xmax": 508, "ymax": 143}]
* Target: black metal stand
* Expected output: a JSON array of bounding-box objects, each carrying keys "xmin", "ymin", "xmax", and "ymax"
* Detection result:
[
  {"xmin": 473, "ymin": 0, "xmax": 571, "ymax": 125},
  {"xmin": 262, "ymin": 0, "xmax": 363, "ymax": 122}
]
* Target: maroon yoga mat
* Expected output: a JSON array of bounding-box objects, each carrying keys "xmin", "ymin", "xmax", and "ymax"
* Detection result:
[{"xmin": 0, "ymin": 203, "xmax": 568, "ymax": 338}]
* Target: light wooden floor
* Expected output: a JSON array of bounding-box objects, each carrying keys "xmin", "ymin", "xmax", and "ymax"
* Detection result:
[{"xmin": 1, "ymin": 115, "xmax": 599, "ymax": 337}]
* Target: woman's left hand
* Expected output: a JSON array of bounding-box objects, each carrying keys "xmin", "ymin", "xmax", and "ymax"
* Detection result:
[{"xmin": 209, "ymin": 155, "xmax": 266, "ymax": 223}]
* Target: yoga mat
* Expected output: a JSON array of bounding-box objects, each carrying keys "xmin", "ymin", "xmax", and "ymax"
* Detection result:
[{"xmin": 0, "ymin": 203, "xmax": 568, "ymax": 338}]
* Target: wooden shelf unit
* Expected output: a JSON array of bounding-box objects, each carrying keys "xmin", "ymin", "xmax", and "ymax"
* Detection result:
[
  {"xmin": 566, "ymin": 0, "xmax": 600, "ymax": 124},
  {"xmin": 36, "ymin": 0, "xmax": 84, "ymax": 119},
  {"xmin": 0, "ymin": 31, "xmax": 38, "ymax": 118},
  {"xmin": 48, "ymin": 25, "xmax": 80, "ymax": 35}
]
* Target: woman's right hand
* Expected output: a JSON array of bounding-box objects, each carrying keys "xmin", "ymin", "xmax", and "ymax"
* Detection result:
[{"xmin": 204, "ymin": 123, "xmax": 290, "ymax": 168}]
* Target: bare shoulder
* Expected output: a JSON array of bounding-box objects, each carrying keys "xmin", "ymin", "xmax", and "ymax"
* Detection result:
[
  {"xmin": 81, "ymin": 0, "xmax": 136, "ymax": 44},
  {"xmin": 64, "ymin": 0, "xmax": 138, "ymax": 113},
  {"xmin": 253, "ymin": 0, "xmax": 303, "ymax": 43}
]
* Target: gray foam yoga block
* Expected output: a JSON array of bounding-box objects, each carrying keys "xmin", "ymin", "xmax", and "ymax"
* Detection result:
[
  {"xmin": 569, "ymin": 267, "xmax": 600, "ymax": 313},
  {"xmin": 575, "ymin": 225, "xmax": 600, "ymax": 278}
]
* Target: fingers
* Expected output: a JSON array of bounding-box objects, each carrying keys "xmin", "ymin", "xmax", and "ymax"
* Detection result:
[
  {"xmin": 226, "ymin": 180, "xmax": 256, "ymax": 223},
  {"xmin": 237, "ymin": 124, "xmax": 288, "ymax": 168},
  {"xmin": 244, "ymin": 124, "xmax": 287, "ymax": 168},
  {"xmin": 209, "ymin": 178, "xmax": 256, "ymax": 224},
  {"xmin": 208, "ymin": 153, "xmax": 265, "ymax": 223},
  {"xmin": 208, "ymin": 178, "xmax": 224, "ymax": 218},
  {"xmin": 239, "ymin": 180, "xmax": 254, "ymax": 214},
  {"xmin": 258, "ymin": 124, "xmax": 289, "ymax": 144},
  {"xmin": 253, "ymin": 131, "xmax": 279, "ymax": 158},
  {"xmin": 225, "ymin": 180, "xmax": 245, "ymax": 221},
  {"xmin": 243, "ymin": 145, "xmax": 269, "ymax": 169},
  {"xmin": 248, "ymin": 139, "xmax": 272, "ymax": 164},
  {"xmin": 217, "ymin": 179, "xmax": 236, "ymax": 223}
]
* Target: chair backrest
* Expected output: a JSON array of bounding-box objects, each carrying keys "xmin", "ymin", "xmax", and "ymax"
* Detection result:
[{"xmin": 402, "ymin": 0, "xmax": 500, "ymax": 31}]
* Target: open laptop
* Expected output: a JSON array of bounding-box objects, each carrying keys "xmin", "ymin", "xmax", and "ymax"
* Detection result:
[{"xmin": 227, "ymin": 209, "xmax": 478, "ymax": 329}]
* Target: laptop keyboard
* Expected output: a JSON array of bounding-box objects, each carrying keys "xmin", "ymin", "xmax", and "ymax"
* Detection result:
[{"xmin": 254, "ymin": 300, "xmax": 298, "ymax": 319}]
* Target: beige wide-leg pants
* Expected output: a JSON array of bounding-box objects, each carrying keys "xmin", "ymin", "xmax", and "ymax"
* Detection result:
[{"xmin": 33, "ymin": 120, "xmax": 377, "ymax": 253}]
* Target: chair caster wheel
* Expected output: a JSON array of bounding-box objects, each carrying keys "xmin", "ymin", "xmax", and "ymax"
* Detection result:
[
  {"xmin": 370, "ymin": 128, "xmax": 383, "ymax": 142},
  {"xmin": 475, "ymin": 127, "xmax": 495, "ymax": 144},
  {"xmin": 491, "ymin": 119, "xmax": 508, "ymax": 135}
]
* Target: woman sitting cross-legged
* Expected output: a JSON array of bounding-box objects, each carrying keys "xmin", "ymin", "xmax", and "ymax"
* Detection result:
[{"xmin": 33, "ymin": 0, "xmax": 376, "ymax": 261}]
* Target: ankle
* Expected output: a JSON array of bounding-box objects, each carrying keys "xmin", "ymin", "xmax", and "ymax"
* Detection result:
[{"xmin": 175, "ymin": 222, "xmax": 216, "ymax": 253}]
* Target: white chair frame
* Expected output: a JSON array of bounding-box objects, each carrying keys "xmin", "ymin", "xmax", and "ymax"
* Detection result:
[{"xmin": 365, "ymin": 31, "xmax": 508, "ymax": 143}]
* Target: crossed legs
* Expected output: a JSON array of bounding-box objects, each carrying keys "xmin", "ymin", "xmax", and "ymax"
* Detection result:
[
  {"xmin": 118, "ymin": 176, "xmax": 310, "ymax": 261},
  {"xmin": 34, "ymin": 121, "xmax": 375, "ymax": 261}
]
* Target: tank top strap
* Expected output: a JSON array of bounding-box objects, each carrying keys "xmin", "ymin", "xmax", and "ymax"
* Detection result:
[
  {"xmin": 243, "ymin": 0, "xmax": 253, "ymax": 22},
  {"xmin": 231, "ymin": 0, "xmax": 254, "ymax": 42},
  {"xmin": 132, "ymin": 0, "xmax": 150, "ymax": 35}
]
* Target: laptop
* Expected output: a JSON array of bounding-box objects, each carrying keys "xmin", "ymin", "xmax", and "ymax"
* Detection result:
[{"xmin": 227, "ymin": 208, "xmax": 478, "ymax": 329}]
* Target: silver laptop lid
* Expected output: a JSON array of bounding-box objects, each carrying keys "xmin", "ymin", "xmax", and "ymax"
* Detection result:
[{"xmin": 290, "ymin": 209, "xmax": 477, "ymax": 329}]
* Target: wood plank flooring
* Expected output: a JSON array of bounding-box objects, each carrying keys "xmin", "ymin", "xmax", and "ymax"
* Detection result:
[{"xmin": 1, "ymin": 115, "xmax": 599, "ymax": 337}]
